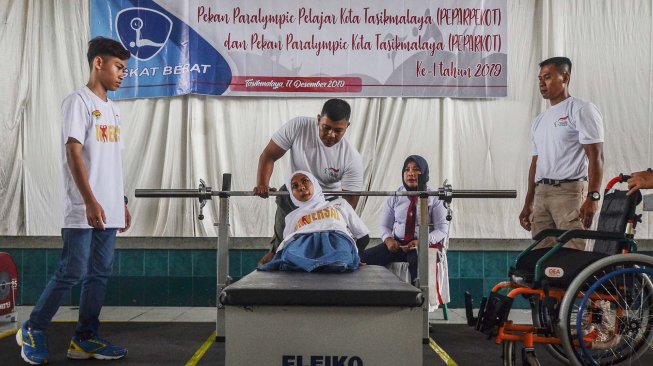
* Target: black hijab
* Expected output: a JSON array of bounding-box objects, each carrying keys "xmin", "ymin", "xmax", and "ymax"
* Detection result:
[{"xmin": 402, "ymin": 155, "xmax": 429, "ymax": 191}]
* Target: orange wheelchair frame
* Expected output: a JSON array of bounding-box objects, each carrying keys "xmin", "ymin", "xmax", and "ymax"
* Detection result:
[{"xmin": 465, "ymin": 175, "xmax": 653, "ymax": 366}]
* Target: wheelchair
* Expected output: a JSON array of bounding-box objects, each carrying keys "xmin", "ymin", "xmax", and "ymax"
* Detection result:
[{"xmin": 465, "ymin": 175, "xmax": 653, "ymax": 365}]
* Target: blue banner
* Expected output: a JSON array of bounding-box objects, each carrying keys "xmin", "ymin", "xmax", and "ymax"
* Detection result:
[{"xmin": 91, "ymin": 0, "xmax": 232, "ymax": 99}]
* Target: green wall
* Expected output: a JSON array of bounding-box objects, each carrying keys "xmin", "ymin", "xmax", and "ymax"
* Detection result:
[{"xmin": 3, "ymin": 249, "xmax": 536, "ymax": 309}]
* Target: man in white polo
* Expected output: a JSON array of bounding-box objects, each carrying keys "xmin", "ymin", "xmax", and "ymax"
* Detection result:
[
  {"xmin": 253, "ymin": 99, "xmax": 364, "ymax": 262},
  {"xmin": 519, "ymin": 57, "xmax": 604, "ymax": 250}
]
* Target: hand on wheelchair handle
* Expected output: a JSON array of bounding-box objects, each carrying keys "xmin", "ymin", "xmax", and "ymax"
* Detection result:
[{"xmin": 627, "ymin": 170, "xmax": 653, "ymax": 195}]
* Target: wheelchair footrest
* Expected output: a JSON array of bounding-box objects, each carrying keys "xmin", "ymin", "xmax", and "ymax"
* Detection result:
[
  {"xmin": 477, "ymin": 292, "xmax": 514, "ymax": 336},
  {"xmin": 464, "ymin": 291, "xmax": 479, "ymax": 326}
]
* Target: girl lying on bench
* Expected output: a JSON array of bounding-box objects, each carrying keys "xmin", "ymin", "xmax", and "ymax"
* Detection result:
[{"xmin": 258, "ymin": 170, "xmax": 369, "ymax": 272}]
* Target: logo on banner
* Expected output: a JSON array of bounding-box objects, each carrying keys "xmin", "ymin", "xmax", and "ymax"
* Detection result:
[{"xmin": 115, "ymin": 8, "xmax": 172, "ymax": 61}]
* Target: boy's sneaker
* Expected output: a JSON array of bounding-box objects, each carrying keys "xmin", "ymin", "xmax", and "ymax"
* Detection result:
[
  {"xmin": 67, "ymin": 335, "xmax": 127, "ymax": 360},
  {"xmin": 15, "ymin": 321, "xmax": 49, "ymax": 365}
]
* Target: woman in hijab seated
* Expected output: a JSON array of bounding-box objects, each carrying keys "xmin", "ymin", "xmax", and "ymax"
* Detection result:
[
  {"xmin": 361, "ymin": 155, "xmax": 449, "ymax": 285},
  {"xmin": 258, "ymin": 170, "xmax": 370, "ymax": 272}
]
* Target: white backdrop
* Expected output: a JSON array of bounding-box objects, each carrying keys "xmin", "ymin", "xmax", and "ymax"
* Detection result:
[{"xmin": 1, "ymin": 0, "xmax": 652, "ymax": 239}]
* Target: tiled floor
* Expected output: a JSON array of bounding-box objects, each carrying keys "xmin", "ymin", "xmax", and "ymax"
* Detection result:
[{"xmin": 0, "ymin": 306, "xmax": 532, "ymax": 336}]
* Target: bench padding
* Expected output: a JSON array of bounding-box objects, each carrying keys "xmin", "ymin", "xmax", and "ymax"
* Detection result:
[{"xmin": 219, "ymin": 265, "xmax": 423, "ymax": 307}]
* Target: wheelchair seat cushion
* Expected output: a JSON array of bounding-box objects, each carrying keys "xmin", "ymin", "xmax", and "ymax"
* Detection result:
[{"xmin": 511, "ymin": 248, "xmax": 609, "ymax": 288}]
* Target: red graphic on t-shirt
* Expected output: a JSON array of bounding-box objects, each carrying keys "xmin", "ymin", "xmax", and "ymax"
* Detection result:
[
  {"xmin": 100, "ymin": 125, "xmax": 108, "ymax": 142},
  {"xmin": 325, "ymin": 167, "xmax": 340, "ymax": 178}
]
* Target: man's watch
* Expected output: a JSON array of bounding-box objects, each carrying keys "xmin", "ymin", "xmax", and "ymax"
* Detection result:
[
  {"xmin": 124, "ymin": 196, "xmax": 129, "ymax": 205},
  {"xmin": 587, "ymin": 191, "xmax": 601, "ymax": 201}
]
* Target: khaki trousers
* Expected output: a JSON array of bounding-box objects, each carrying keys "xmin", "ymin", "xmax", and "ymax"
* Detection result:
[{"xmin": 531, "ymin": 181, "xmax": 588, "ymax": 250}]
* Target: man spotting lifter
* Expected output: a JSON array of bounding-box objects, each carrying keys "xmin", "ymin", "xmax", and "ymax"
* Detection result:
[{"xmin": 253, "ymin": 99, "xmax": 365, "ymax": 263}]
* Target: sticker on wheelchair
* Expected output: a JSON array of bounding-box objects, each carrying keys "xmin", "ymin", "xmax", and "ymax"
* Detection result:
[{"xmin": 544, "ymin": 267, "xmax": 564, "ymax": 278}]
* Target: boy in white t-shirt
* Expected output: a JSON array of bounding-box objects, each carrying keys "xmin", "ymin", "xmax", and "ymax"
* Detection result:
[
  {"xmin": 258, "ymin": 171, "xmax": 369, "ymax": 272},
  {"xmin": 253, "ymin": 99, "xmax": 365, "ymax": 263},
  {"xmin": 17, "ymin": 37, "xmax": 131, "ymax": 365}
]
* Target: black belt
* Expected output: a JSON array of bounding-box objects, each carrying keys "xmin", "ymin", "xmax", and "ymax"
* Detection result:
[{"xmin": 537, "ymin": 177, "xmax": 587, "ymax": 185}]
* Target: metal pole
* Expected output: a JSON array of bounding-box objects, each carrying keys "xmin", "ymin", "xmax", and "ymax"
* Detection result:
[
  {"xmin": 136, "ymin": 189, "xmax": 516, "ymax": 199},
  {"xmin": 215, "ymin": 174, "xmax": 231, "ymax": 342},
  {"xmin": 417, "ymin": 195, "xmax": 430, "ymax": 344}
]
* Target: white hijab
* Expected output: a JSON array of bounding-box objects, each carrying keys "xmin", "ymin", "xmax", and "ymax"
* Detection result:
[
  {"xmin": 288, "ymin": 170, "xmax": 326, "ymax": 211},
  {"xmin": 283, "ymin": 171, "xmax": 327, "ymax": 239}
]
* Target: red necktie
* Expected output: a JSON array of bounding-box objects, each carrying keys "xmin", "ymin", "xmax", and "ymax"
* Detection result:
[{"xmin": 403, "ymin": 196, "xmax": 418, "ymax": 243}]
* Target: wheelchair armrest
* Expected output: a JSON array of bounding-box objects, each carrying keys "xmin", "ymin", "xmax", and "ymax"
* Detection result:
[
  {"xmin": 532, "ymin": 228, "xmax": 569, "ymax": 241},
  {"xmin": 513, "ymin": 229, "xmax": 570, "ymax": 269},
  {"xmin": 556, "ymin": 229, "xmax": 627, "ymax": 244}
]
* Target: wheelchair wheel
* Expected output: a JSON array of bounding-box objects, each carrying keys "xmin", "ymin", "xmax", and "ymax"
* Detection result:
[
  {"xmin": 531, "ymin": 297, "xmax": 570, "ymax": 364},
  {"xmin": 558, "ymin": 254, "xmax": 653, "ymax": 366},
  {"xmin": 502, "ymin": 341, "xmax": 516, "ymax": 366}
]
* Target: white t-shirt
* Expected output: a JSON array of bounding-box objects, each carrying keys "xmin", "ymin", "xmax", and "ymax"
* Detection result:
[
  {"xmin": 60, "ymin": 86, "xmax": 125, "ymax": 228},
  {"xmin": 278, "ymin": 198, "xmax": 369, "ymax": 252},
  {"xmin": 272, "ymin": 116, "xmax": 363, "ymax": 191},
  {"xmin": 531, "ymin": 97, "xmax": 604, "ymax": 181}
]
